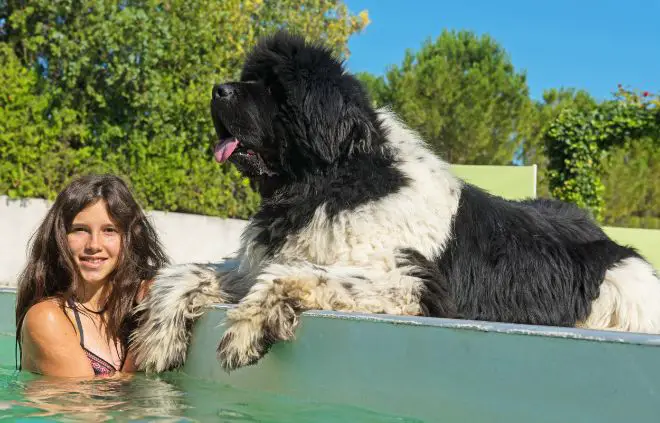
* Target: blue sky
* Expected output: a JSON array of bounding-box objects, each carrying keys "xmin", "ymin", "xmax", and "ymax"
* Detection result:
[{"xmin": 343, "ymin": 0, "xmax": 660, "ymax": 102}]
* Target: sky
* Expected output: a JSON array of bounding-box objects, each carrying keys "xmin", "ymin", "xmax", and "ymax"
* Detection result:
[{"xmin": 343, "ymin": 0, "xmax": 660, "ymax": 102}]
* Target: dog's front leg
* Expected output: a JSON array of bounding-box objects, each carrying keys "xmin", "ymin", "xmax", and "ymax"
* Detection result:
[
  {"xmin": 130, "ymin": 260, "xmax": 239, "ymax": 373},
  {"xmin": 216, "ymin": 261, "xmax": 427, "ymax": 371}
]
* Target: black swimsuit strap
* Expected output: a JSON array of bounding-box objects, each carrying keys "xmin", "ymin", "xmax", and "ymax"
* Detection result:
[
  {"xmin": 66, "ymin": 297, "xmax": 85, "ymax": 347},
  {"xmin": 66, "ymin": 297, "xmax": 126, "ymax": 371}
]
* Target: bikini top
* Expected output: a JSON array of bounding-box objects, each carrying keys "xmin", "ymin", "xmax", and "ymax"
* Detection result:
[{"xmin": 66, "ymin": 297, "xmax": 126, "ymax": 376}]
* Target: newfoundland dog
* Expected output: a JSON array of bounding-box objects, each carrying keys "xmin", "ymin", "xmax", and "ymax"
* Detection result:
[{"xmin": 130, "ymin": 30, "xmax": 660, "ymax": 372}]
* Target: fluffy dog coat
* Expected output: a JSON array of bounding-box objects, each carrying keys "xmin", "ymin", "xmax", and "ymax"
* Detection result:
[{"xmin": 130, "ymin": 31, "xmax": 660, "ymax": 373}]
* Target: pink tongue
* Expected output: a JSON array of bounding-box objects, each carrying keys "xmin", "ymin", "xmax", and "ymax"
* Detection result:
[{"xmin": 214, "ymin": 138, "xmax": 240, "ymax": 163}]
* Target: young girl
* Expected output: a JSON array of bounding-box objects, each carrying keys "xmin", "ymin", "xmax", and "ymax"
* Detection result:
[{"xmin": 15, "ymin": 174, "xmax": 169, "ymax": 377}]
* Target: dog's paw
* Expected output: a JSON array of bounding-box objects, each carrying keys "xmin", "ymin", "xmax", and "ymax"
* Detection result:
[
  {"xmin": 216, "ymin": 293, "xmax": 300, "ymax": 371},
  {"xmin": 217, "ymin": 319, "xmax": 268, "ymax": 371}
]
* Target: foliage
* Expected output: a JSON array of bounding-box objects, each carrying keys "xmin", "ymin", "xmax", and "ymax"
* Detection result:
[
  {"xmin": 0, "ymin": 43, "xmax": 91, "ymax": 199},
  {"xmin": 0, "ymin": 0, "xmax": 368, "ymax": 218},
  {"xmin": 523, "ymin": 88, "xmax": 597, "ymax": 197},
  {"xmin": 601, "ymin": 135, "xmax": 660, "ymax": 229},
  {"xmin": 356, "ymin": 29, "xmax": 534, "ymax": 165},
  {"xmin": 355, "ymin": 71, "xmax": 389, "ymax": 108},
  {"xmin": 544, "ymin": 87, "xmax": 659, "ymax": 221}
]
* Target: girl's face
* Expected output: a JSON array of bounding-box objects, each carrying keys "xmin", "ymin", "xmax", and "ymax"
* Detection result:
[{"xmin": 67, "ymin": 200, "xmax": 122, "ymax": 287}]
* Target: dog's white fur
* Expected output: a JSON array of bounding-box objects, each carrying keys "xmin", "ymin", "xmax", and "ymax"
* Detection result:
[
  {"xmin": 578, "ymin": 257, "xmax": 660, "ymax": 332},
  {"xmin": 131, "ymin": 110, "xmax": 660, "ymax": 372}
]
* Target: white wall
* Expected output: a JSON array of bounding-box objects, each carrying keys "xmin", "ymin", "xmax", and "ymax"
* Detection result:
[{"xmin": 0, "ymin": 195, "xmax": 248, "ymax": 287}]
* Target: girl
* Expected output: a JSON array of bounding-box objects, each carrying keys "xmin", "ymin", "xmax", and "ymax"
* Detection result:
[{"xmin": 15, "ymin": 174, "xmax": 169, "ymax": 377}]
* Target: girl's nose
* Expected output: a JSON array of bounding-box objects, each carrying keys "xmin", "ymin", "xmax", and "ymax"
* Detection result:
[{"xmin": 85, "ymin": 231, "xmax": 102, "ymax": 251}]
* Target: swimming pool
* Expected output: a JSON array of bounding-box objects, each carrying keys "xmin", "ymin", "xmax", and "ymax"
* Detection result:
[
  {"xmin": 2, "ymin": 288, "xmax": 660, "ymax": 422},
  {"xmin": 0, "ymin": 333, "xmax": 420, "ymax": 421}
]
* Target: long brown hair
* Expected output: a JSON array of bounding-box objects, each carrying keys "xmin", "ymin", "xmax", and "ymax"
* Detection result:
[{"xmin": 15, "ymin": 174, "xmax": 169, "ymax": 347}]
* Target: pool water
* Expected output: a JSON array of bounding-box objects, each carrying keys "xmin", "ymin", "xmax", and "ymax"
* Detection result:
[{"xmin": 0, "ymin": 334, "xmax": 422, "ymax": 422}]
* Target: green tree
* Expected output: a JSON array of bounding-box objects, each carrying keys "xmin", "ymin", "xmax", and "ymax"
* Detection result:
[
  {"xmin": 358, "ymin": 29, "xmax": 534, "ymax": 165},
  {"xmin": 0, "ymin": 0, "xmax": 369, "ymax": 218},
  {"xmin": 355, "ymin": 71, "xmax": 390, "ymax": 108}
]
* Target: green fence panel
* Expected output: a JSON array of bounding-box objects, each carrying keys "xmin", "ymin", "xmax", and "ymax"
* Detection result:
[
  {"xmin": 451, "ymin": 164, "xmax": 537, "ymax": 200},
  {"xmin": 604, "ymin": 226, "xmax": 660, "ymax": 271}
]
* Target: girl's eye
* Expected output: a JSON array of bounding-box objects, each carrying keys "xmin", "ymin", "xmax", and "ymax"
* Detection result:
[{"xmin": 104, "ymin": 227, "xmax": 119, "ymax": 234}]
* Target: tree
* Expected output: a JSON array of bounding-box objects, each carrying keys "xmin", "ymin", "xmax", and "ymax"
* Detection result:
[
  {"xmin": 355, "ymin": 71, "xmax": 390, "ymax": 108},
  {"xmin": 358, "ymin": 29, "xmax": 534, "ymax": 165},
  {"xmin": 0, "ymin": 0, "xmax": 369, "ymax": 218}
]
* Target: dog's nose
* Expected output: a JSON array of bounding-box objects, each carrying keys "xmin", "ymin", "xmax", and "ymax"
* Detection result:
[{"xmin": 213, "ymin": 84, "xmax": 234, "ymax": 100}]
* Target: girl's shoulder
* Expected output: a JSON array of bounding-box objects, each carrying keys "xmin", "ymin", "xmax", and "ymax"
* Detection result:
[
  {"xmin": 21, "ymin": 297, "xmax": 95, "ymax": 377},
  {"xmin": 22, "ymin": 297, "xmax": 72, "ymax": 336}
]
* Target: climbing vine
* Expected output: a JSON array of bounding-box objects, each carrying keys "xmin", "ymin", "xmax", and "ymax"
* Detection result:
[{"xmin": 544, "ymin": 87, "xmax": 659, "ymax": 221}]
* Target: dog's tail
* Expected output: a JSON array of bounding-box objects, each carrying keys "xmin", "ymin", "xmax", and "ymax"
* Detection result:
[{"xmin": 129, "ymin": 262, "xmax": 235, "ymax": 373}]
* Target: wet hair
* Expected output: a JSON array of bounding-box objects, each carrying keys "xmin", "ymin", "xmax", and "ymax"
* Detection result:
[{"xmin": 15, "ymin": 174, "xmax": 170, "ymax": 350}]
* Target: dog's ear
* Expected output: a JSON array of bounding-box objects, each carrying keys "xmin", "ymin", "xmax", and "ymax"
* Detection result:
[
  {"xmin": 274, "ymin": 90, "xmax": 376, "ymax": 175},
  {"xmin": 333, "ymin": 102, "xmax": 376, "ymax": 159}
]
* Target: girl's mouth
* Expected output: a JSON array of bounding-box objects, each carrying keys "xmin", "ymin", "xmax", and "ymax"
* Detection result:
[{"xmin": 79, "ymin": 257, "xmax": 107, "ymax": 269}]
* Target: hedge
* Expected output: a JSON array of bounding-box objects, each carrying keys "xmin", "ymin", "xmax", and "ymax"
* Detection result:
[{"xmin": 544, "ymin": 88, "xmax": 659, "ymax": 222}]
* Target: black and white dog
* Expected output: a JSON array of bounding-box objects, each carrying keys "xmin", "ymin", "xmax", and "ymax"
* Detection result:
[{"xmin": 130, "ymin": 30, "xmax": 660, "ymax": 373}]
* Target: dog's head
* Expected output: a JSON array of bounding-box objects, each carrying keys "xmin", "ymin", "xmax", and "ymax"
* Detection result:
[{"xmin": 210, "ymin": 30, "xmax": 379, "ymax": 195}]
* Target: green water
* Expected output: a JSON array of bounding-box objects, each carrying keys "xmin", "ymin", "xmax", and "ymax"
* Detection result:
[{"xmin": 0, "ymin": 335, "xmax": 422, "ymax": 422}]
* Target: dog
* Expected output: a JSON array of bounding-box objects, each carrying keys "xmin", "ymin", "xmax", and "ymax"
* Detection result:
[{"xmin": 130, "ymin": 30, "xmax": 660, "ymax": 373}]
